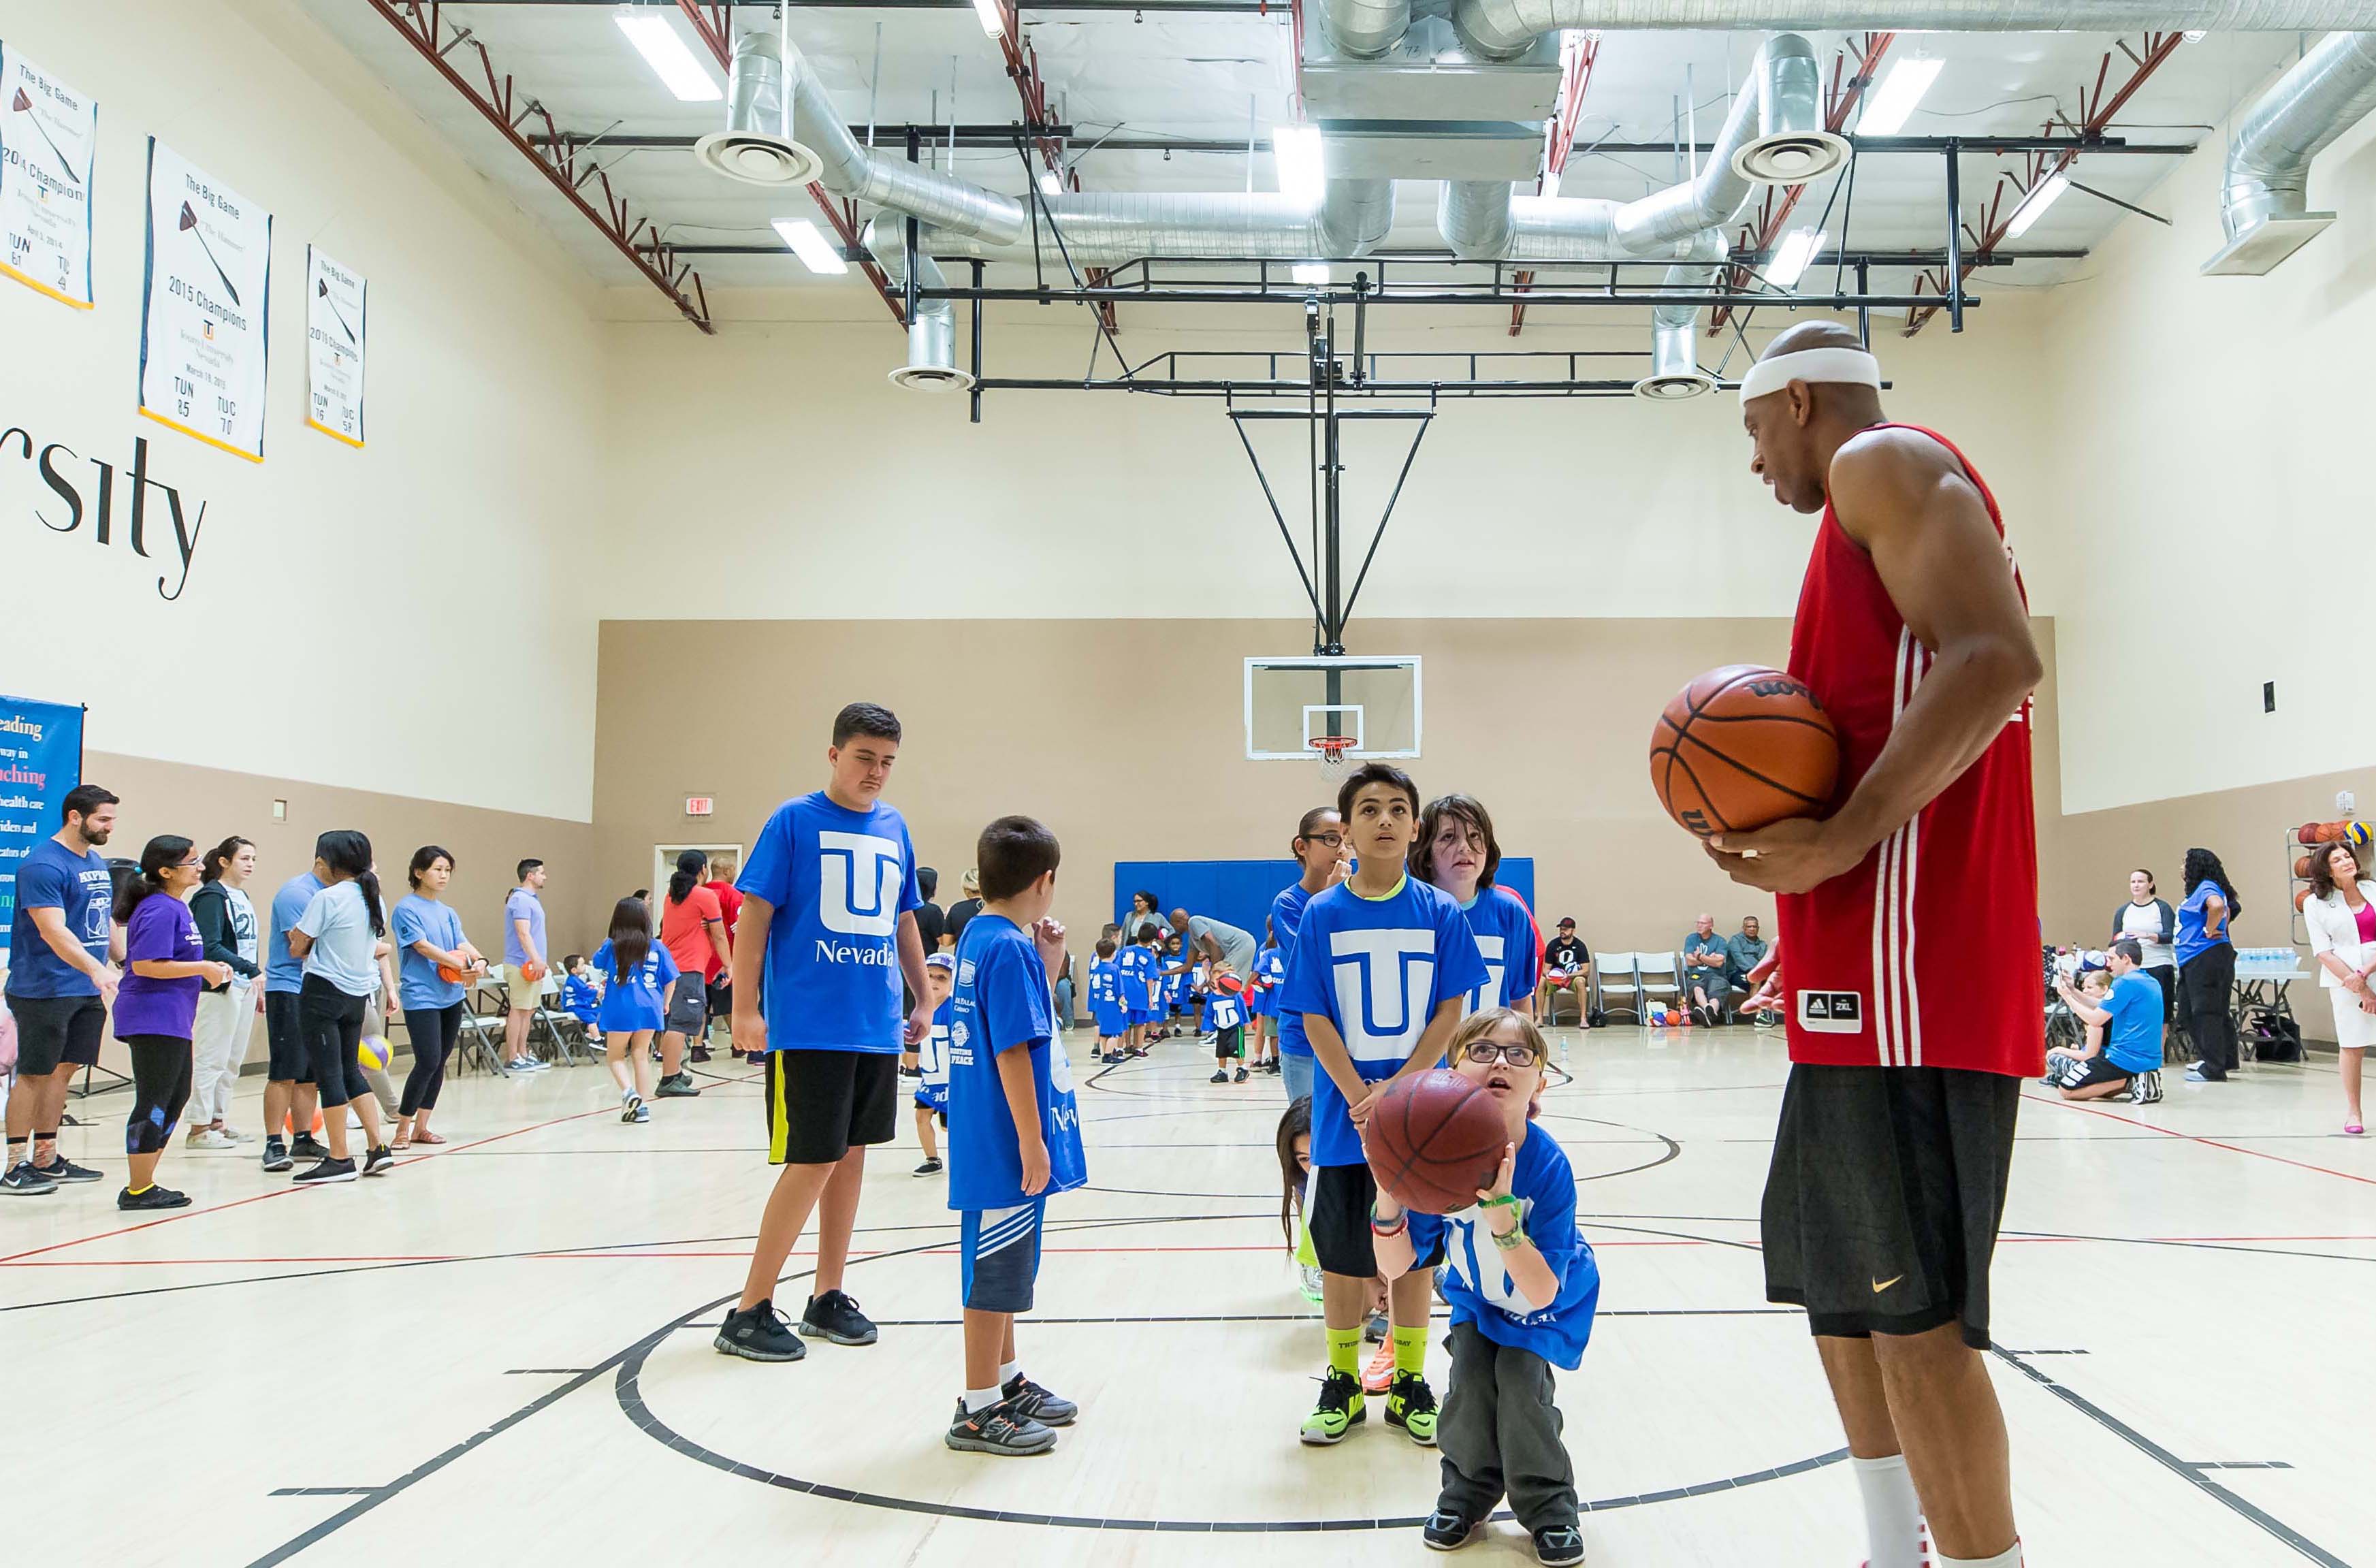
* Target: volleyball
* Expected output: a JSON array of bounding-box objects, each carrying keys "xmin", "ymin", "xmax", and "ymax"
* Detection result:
[
  {"xmin": 358, "ymin": 1035, "xmax": 393, "ymax": 1072},
  {"xmin": 2348, "ymin": 821, "xmax": 2373, "ymax": 852}
]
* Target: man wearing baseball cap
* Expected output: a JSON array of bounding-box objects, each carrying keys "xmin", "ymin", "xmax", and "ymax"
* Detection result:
[{"xmin": 1539, "ymin": 918, "xmax": 1592, "ymax": 1023}]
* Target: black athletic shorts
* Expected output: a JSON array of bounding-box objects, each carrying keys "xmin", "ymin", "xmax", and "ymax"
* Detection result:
[
  {"xmin": 264, "ymin": 989, "xmax": 311, "ymax": 1081},
  {"xmin": 764, "ymin": 1049, "xmax": 898, "ymax": 1166},
  {"xmin": 5, "ymin": 993, "xmax": 106, "ymax": 1075},
  {"xmin": 1762, "ymin": 1063, "xmax": 2019, "ymax": 1349},
  {"xmin": 1309, "ymin": 1162, "xmax": 1447, "ymax": 1279},
  {"xmin": 1215, "ymin": 1023, "xmax": 1244, "ymax": 1061},
  {"xmin": 2055, "ymin": 1053, "xmax": 2132, "ymax": 1093}
]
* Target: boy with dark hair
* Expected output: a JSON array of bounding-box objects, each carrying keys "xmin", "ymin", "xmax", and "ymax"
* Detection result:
[
  {"xmin": 944, "ymin": 815, "xmax": 1085, "ymax": 1454},
  {"xmin": 1089, "ymin": 937, "xmax": 1127, "ymax": 1063},
  {"xmin": 1204, "ymin": 977, "xmax": 1249, "ymax": 1084},
  {"xmin": 1282, "ymin": 761, "xmax": 1488, "ymax": 1447},
  {"xmin": 910, "ymin": 952, "xmax": 955, "ymax": 1175},
  {"xmin": 1119, "ymin": 925, "xmax": 1159, "ymax": 1057},
  {"xmin": 718, "ymin": 701, "xmax": 935, "ymax": 1362}
]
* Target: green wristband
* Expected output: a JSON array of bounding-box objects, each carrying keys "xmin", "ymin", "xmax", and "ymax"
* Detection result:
[{"xmin": 1490, "ymin": 1224, "xmax": 1529, "ymax": 1253}]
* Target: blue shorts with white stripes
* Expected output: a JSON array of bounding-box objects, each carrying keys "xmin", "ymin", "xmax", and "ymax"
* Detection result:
[{"xmin": 959, "ymin": 1198, "xmax": 1046, "ymax": 1314}]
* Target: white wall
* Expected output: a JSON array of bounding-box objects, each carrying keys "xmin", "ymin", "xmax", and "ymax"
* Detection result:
[
  {"xmin": 0, "ymin": 0, "xmax": 607, "ymax": 822},
  {"xmin": 593, "ymin": 295, "xmax": 2059, "ymax": 625},
  {"xmin": 2034, "ymin": 67, "xmax": 2376, "ymax": 814}
]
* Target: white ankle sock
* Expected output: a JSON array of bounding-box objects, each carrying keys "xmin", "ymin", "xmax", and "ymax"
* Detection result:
[
  {"xmin": 998, "ymin": 1360, "xmax": 1021, "ymax": 1387},
  {"xmin": 1850, "ymin": 1454, "xmax": 1924, "ymax": 1568},
  {"xmin": 963, "ymin": 1385, "xmax": 1002, "ymax": 1413},
  {"xmin": 1936, "ymin": 1546, "xmax": 2020, "ymax": 1568}
]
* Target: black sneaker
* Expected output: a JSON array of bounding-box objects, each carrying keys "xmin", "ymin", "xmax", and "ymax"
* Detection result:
[
  {"xmin": 362, "ymin": 1146, "xmax": 396, "ymax": 1178},
  {"xmin": 1210, "ymin": 1070, "xmax": 1229, "ymax": 1083},
  {"xmin": 688, "ymin": 1044, "xmax": 713, "ymax": 1064},
  {"xmin": 799, "ymin": 1289, "xmax": 878, "ymax": 1345},
  {"xmin": 655, "ymin": 1074, "xmax": 701, "ymax": 1098},
  {"xmin": 1531, "ymin": 1524, "xmax": 1586, "ymax": 1566},
  {"xmin": 945, "ymin": 1396, "xmax": 1057, "ymax": 1456},
  {"xmin": 715, "ymin": 1300, "xmax": 805, "ymax": 1362},
  {"xmin": 1385, "ymin": 1371, "xmax": 1440, "ymax": 1445},
  {"xmin": 117, "ymin": 1185, "xmax": 191, "ymax": 1211},
  {"xmin": 913, "ymin": 1157, "xmax": 944, "ymax": 1177},
  {"xmin": 1, "ymin": 1161, "xmax": 59, "ymax": 1196},
  {"xmin": 1234, "ymin": 1067, "xmax": 1249, "ymax": 1083},
  {"xmin": 292, "ymin": 1157, "xmax": 357, "ymax": 1185},
  {"xmin": 261, "ymin": 1140, "xmax": 292, "ymax": 1173},
  {"xmin": 33, "ymin": 1155, "xmax": 101, "ymax": 1183},
  {"xmin": 1422, "ymin": 1509, "xmax": 1478, "ymax": 1551},
  {"xmin": 1001, "ymin": 1373, "xmax": 1077, "ymax": 1426},
  {"xmin": 289, "ymin": 1134, "xmax": 332, "ymax": 1161}
]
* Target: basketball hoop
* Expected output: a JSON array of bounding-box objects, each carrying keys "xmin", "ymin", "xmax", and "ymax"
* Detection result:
[{"xmin": 1310, "ymin": 736, "xmax": 1355, "ymax": 771}]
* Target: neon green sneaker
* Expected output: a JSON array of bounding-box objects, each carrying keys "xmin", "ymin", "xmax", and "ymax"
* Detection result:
[
  {"xmin": 1299, "ymin": 1368, "xmax": 1366, "ymax": 1445},
  {"xmin": 1385, "ymin": 1371, "xmax": 1439, "ymax": 1446}
]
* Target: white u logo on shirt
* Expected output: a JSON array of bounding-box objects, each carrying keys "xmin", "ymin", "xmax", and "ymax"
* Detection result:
[
  {"xmin": 818, "ymin": 831, "xmax": 902, "ymax": 937},
  {"xmin": 1328, "ymin": 929, "xmax": 1438, "ymax": 1065},
  {"xmin": 1469, "ymin": 933, "xmax": 1506, "ymax": 1012}
]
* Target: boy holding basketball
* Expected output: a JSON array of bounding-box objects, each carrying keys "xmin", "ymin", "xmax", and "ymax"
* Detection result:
[
  {"xmin": 1281, "ymin": 761, "xmax": 1487, "ymax": 1447},
  {"xmin": 1088, "ymin": 937, "xmax": 1128, "ymax": 1063},
  {"xmin": 1372, "ymin": 1008, "xmax": 1596, "ymax": 1567},
  {"xmin": 1204, "ymin": 973, "xmax": 1247, "ymax": 1084},
  {"xmin": 1118, "ymin": 927, "xmax": 1157, "ymax": 1057},
  {"xmin": 944, "ymin": 815, "xmax": 1085, "ymax": 1455}
]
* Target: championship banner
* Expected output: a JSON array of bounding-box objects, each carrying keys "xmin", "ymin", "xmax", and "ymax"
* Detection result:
[
  {"xmin": 304, "ymin": 245, "xmax": 366, "ymax": 447},
  {"xmin": 0, "ymin": 44, "xmax": 97, "ymax": 308},
  {"xmin": 139, "ymin": 138, "xmax": 270, "ymax": 462},
  {"xmin": 0, "ymin": 694, "xmax": 84, "ymax": 965}
]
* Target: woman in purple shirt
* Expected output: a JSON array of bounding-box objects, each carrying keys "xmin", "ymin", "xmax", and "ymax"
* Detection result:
[{"xmin": 112, "ymin": 836, "xmax": 231, "ymax": 1211}]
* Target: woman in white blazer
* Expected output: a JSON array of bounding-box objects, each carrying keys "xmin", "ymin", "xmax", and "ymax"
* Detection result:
[{"xmin": 2302, "ymin": 842, "xmax": 2376, "ymax": 1135}]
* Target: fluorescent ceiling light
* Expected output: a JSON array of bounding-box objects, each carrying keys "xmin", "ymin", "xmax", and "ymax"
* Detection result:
[
  {"xmin": 773, "ymin": 218, "xmax": 848, "ymax": 274},
  {"xmin": 614, "ymin": 12, "xmax": 720, "ymax": 103},
  {"xmin": 1768, "ymin": 228, "xmax": 1829, "ymax": 288},
  {"xmin": 1291, "ymin": 262, "xmax": 1330, "ymax": 285},
  {"xmin": 2004, "ymin": 170, "xmax": 2069, "ymax": 238},
  {"xmin": 972, "ymin": 0, "xmax": 1006, "ymax": 37},
  {"xmin": 1039, "ymin": 168, "xmax": 1062, "ymax": 195},
  {"xmin": 1273, "ymin": 125, "xmax": 1325, "ymax": 206},
  {"xmin": 1857, "ymin": 57, "xmax": 1942, "ymax": 138}
]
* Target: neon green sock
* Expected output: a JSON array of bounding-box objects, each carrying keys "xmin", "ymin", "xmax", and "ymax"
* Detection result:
[
  {"xmin": 126, "ymin": 1184, "xmax": 152, "ymax": 1196},
  {"xmin": 1392, "ymin": 1323, "xmax": 1428, "ymax": 1379},
  {"xmin": 1326, "ymin": 1326, "xmax": 1362, "ymax": 1379}
]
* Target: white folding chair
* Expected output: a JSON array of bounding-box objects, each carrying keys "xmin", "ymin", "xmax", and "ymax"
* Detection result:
[
  {"xmin": 1594, "ymin": 953, "xmax": 1641, "ymax": 1022},
  {"xmin": 1636, "ymin": 952, "xmax": 1685, "ymax": 1016}
]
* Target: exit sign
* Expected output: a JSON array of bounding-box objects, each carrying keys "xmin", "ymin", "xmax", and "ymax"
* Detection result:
[{"xmin": 685, "ymin": 796, "xmax": 714, "ymax": 818}]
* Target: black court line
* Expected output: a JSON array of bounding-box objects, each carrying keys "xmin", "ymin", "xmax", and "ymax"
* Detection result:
[
  {"xmin": 855, "ymin": 1307, "xmax": 1800, "ymax": 1327},
  {"xmin": 1988, "ymin": 1349, "xmax": 2342, "ymax": 1567},
  {"xmin": 505, "ymin": 1367, "xmax": 596, "ymax": 1375},
  {"xmin": 2192, "ymin": 1461, "xmax": 2296, "ymax": 1471},
  {"xmin": 1996, "ymin": 1348, "xmax": 2090, "ymax": 1356},
  {"xmin": 268, "ymin": 1488, "xmax": 379, "ymax": 1497}
]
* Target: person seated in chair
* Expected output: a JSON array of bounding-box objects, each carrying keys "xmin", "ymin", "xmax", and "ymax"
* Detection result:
[
  {"xmin": 1538, "ymin": 918, "xmax": 1592, "ymax": 1021},
  {"xmin": 1724, "ymin": 916, "xmax": 1770, "ymax": 1025},
  {"xmin": 1682, "ymin": 914, "xmax": 1733, "ymax": 1027}
]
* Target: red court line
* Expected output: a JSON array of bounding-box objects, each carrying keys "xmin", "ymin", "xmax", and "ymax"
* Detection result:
[
  {"xmin": 2023, "ymin": 1091, "xmax": 2376, "ymax": 1187},
  {"xmin": 0, "ymin": 1101, "xmax": 631, "ymax": 1265}
]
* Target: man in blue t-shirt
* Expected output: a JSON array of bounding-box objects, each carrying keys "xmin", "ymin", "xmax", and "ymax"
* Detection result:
[
  {"xmin": 1281, "ymin": 761, "xmax": 1487, "ymax": 1449},
  {"xmin": 500, "ymin": 860, "xmax": 551, "ymax": 1075},
  {"xmin": 716, "ymin": 703, "xmax": 934, "ymax": 1365},
  {"xmin": 2052, "ymin": 938, "xmax": 2166, "ymax": 1103},
  {"xmin": 942, "ymin": 814, "xmax": 1083, "ymax": 1456},
  {"xmin": 260, "ymin": 859, "xmax": 329, "ymax": 1173},
  {"xmin": 3, "ymin": 784, "xmax": 122, "ymax": 1195}
]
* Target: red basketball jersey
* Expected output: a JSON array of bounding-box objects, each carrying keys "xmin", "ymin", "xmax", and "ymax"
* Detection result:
[{"xmin": 1778, "ymin": 424, "xmax": 2043, "ymax": 1077}]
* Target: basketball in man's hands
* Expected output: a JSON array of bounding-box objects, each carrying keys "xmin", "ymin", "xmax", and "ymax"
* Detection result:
[{"xmin": 1650, "ymin": 665, "xmax": 1842, "ymax": 840}]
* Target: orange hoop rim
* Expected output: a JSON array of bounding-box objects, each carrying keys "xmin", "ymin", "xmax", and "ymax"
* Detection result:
[{"xmin": 1309, "ymin": 736, "xmax": 1355, "ymax": 765}]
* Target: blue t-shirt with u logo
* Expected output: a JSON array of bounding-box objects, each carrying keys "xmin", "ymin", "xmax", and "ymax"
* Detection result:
[
  {"xmin": 737, "ymin": 790, "xmax": 923, "ymax": 1053},
  {"xmin": 1281, "ymin": 874, "xmax": 1487, "ymax": 1168}
]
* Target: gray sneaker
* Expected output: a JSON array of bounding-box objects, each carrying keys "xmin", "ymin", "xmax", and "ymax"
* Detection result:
[
  {"xmin": 0, "ymin": 1161, "xmax": 59, "ymax": 1196},
  {"xmin": 945, "ymin": 1396, "xmax": 1057, "ymax": 1456},
  {"xmin": 655, "ymin": 1074, "xmax": 701, "ymax": 1098},
  {"xmin": 1000, "ymin": 1373, "xmax": 1076, "ymax": 1426},
  {"xmin": 2130, "ymin": 1069, "xmax": 2164, "ymax": 1105},
  {"xmin": 714, "ymin": 1300, "xmax": 805, "ymax": 1362}
]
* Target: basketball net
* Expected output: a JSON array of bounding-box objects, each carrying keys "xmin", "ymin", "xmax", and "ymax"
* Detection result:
[{"xmin": 1310, "ymin": 737, "xmax": 1354, "ymax": 772}]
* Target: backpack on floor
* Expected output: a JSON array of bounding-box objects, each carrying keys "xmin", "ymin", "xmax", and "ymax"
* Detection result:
[{"xmin": 2243, "ymin": 1008, "xmax": 2302, "ymax": 1063}]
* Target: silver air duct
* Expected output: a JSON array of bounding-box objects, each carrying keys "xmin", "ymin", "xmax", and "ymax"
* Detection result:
[
  {"xmin": 912, "ymin": 182, "xmax": 1396, "ymax": 268},
  {"xmin": 1452, "ymin": 2, "xmax": 2376, "ymax": 53},
  {"xmin": 1634, "ymin": 268, "xmax": 1721, "ymax": 400},
  {"xmin": 2204, "ymin": 31, "xmax": 2376, "ymax": 274},
  {"xmin": 865, "ymin": 224, "xmax": 975, "ymax": 393},
  {"xmin": 1319, "ymin": 0, "xmax": 1412, "ymax": 57},
  {"xmin": 788, "ymin": 48, "xmax": 1030, "ymax": 244},
  {"xmin": 693, "ymin": 30, "xmax": 820, "ymax": 187}
]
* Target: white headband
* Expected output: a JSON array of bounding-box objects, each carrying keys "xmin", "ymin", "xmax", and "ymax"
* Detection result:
[{"xmin": 1739, "ymin": 346, "xmax": 1882, "ymax": 406}]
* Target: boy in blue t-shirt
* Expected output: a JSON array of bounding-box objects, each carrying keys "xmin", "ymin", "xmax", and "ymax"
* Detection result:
[
  {"xmin": 1282, "ymin": 761, "xmax": 1488, "ymax": 1449},
  {"xmin": 715, "ymin": 703, "xmax": 935, "ymax": 1365},
  {"xmin": 944, "ymin": 815, "xmax": 1085, "ymax": 1456},
  {"xmin": 1247, "ymin": 932, "xmax": 1287, "ymax": 1074},
  {"xmin": 1374, "ymin": 1008, "xmax": 1596, "ymax": 1567},
  {"xmin": 1204, "ymin": 978, "xmax": 1248, "ymax": 1084},
  {"xmin": 561, "ymin": 956, "xmax": 603, "ymax": 1035},
  {"xmin": 1088, "ymin": 938, "xmax": 1129, "ymax": 1063},
  {"xmin": 908, "ymin": 953, "xmax": 955, "ymax": 1175},
  {"xmin": 1119, "ymin": 928, "xmax": 1159, "ymax": 1056}
]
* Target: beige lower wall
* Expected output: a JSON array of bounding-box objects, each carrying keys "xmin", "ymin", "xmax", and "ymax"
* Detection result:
[{"xmin": 57, "ymin": 751, "xmax": 594, "ymax": 1079}]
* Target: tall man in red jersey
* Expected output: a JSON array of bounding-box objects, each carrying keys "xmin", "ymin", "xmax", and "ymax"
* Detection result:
[{"xmin": 1714, "ymin": 321, "xmax": 2045, "ymax": 1568}]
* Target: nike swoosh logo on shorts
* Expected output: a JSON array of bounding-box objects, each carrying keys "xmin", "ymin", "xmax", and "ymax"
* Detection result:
[{"xmin": 1871, "ymin": 1275, "xmax": 1903, "ymax": 1294}]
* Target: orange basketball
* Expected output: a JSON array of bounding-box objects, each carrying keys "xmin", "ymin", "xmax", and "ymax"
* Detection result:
[
  {"xmin": 1650, "ymin": 665, "xmax": 1842, "ymax": 840},
  {"xmin": 521, "ymin": 961, "xmax": 547, "ymax": 985},
  {"xmin": 2294, "ymin": 854, "xmax": 2313, "ymax": 880}
]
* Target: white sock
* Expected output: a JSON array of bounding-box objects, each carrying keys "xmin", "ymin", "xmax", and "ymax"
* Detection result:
[
  {"xmin": 998, "ymin": 1360, "xmax": 1021, "ymax": 1387},
  {"xmin": 1936, "ymin": 1547, "xmax": 2021, "ymax": 1568},
  {"xmin": 963, "ymin": 1385, "xmax": 1002, "ymax": 1414},
  {"xmin": 1851, "ymin": 1454, "xmax": 1924, "ymax": 1568}
]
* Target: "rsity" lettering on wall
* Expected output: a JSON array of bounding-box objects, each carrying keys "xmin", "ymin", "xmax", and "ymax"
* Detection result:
[{"xmin": 1, "ymin": 427, "xmax": 207, "ymax": 601}]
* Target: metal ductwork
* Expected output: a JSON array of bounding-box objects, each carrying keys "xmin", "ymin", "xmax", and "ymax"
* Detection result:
[
  {"xmin": 1318, "ymin": 0, "xmax": 1411, "ymax": 57},
  {"xmin": 1450, "ymin": 3, "xmax": 2376, "ymax": 52},
  {"xmin": 2204, "ymin": 31, "xmax": 2376, "ymax": 274},
  {"xmin": 865, "ymin": 223, "xmax": 974, "ymax": 393},
  {"xmin": 908, "ymin": 182, "xmax": 1395, "ymax": 268},
  {"xmin": 694, "ymin": 29, "xmax": 820, "ymax": 187},
  {"xmin": 1635, "ymin": 268, "xmax": 1721, "ymax": 400}
]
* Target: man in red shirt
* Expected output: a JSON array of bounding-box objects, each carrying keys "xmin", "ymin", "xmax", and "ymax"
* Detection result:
[
  {"xmin": 705, "ymin": 855, "xmax": 744, "ymax": 1058},
  {"xmin": 1714, "ymin": 321, "xmax": 2044, "ymax": 1568}
]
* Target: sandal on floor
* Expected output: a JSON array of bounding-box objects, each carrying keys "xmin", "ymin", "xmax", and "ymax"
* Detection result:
[
  {"xmin": 411, "ymin": 1130, "xmax": 447, "ymax": 1145},
  {"xmin": 390, "ymin": 1131, "xmax": 413, "ymax": 1150},
  {"xmin": 2347, "ymin": 1123, "xmax": 2365, "ymax": 1136}
]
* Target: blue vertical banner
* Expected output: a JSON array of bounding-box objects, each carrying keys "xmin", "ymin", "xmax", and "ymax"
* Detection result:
[{"xmin": 0, "ymin": 694, "xmax": 84, "ymax": 963}]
